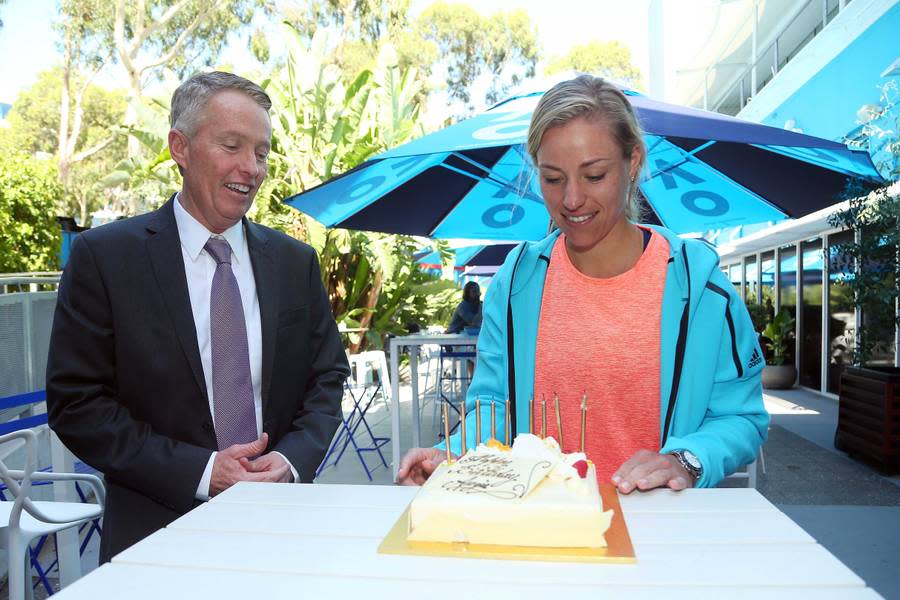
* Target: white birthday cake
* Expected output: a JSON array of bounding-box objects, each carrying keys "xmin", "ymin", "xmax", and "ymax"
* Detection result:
[{"xmin": 407, "ymin": 434, "xmax": 613, "ymax": 548}]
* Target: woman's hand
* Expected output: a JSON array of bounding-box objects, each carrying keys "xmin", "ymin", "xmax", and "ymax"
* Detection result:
[
  {"xmin": 611, "ymin": 449, "xmax": 695, "ymax": 494},
  {"xmin": 396, "ymin": 447, "xmax": 450, "ymax": 485}
]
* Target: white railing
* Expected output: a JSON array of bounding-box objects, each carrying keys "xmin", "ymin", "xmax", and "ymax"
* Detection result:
[{"xmin": 700, "ymin": 0, "xmax": 850, "ymax": 115}]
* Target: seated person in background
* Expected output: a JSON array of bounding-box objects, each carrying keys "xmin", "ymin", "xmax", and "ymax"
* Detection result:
[
  {"xmin": 446, "ymin": 281, "xmax": 483, "ymax": 334},
  {"xmin": 397, "ymin": 74, "xmax": 768, "ymax": 493}
]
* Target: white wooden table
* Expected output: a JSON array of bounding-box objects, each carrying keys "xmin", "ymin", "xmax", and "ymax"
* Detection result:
[
  {"xmin": 388, "ymin": 333, "xmax": 477, "ymax": 478},
  {"xmin": 55, "ymin": 483, "xmax": 881, "ymax": 599}
]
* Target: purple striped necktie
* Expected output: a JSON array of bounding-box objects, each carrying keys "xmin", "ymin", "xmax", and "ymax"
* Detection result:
[{"xmin": 205, "ymin": 237, "xmax": 257, "ymax": 450}]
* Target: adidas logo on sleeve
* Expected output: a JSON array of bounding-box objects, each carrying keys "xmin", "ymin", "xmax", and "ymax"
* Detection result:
[{"xmin": 748, "ymin": 347, "xmax": 762, "ymax": 369}]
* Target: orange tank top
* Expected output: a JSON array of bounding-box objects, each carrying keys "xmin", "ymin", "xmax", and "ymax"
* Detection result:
[{"xmin": 533, "ymin": 229, "xmax": 669, "ymax": 482}]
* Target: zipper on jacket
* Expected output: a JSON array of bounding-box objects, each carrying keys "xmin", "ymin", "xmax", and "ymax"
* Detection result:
[
  {"xmin": 662, "ymin": 250, "xmax": 691, "ymax": 446},
  {"xmin": 506, "ymin": 244, "xmax": 529, "ymax": 436},
  {"xmin": 706, "ymin": 281, "xmax": 743, "ymax": 378}
]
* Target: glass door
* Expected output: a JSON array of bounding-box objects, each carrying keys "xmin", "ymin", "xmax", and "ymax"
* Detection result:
[{"xmin": 799, "ymin": 239, "xmax": 823, "ymax": 389}]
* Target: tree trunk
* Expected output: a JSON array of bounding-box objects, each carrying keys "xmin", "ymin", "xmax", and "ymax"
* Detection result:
[{"xmin": 352, "ymin": 269, "xmax": 383, "ymax": 353}]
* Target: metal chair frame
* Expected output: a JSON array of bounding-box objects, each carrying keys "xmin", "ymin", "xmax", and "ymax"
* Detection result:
[{"xmin": 315, "ymin": 380, "xmax": 390, "ymax": 481}]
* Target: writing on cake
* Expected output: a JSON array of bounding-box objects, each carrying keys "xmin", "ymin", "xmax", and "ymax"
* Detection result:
[{"xmin": 441, "ymin": 454, "xmax": 553, "ymax": 499}]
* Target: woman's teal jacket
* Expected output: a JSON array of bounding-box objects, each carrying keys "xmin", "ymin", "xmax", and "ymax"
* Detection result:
[{"xmin": 442, "ymin": 226, "xmax": 769, "ymax": 488}]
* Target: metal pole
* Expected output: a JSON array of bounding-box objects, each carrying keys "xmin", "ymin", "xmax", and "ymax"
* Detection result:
[
  {"xmin": 741, "ymin": 257, "xmax": 748, "ymax": 304},
  {"xmin": 821, "ymin": 236, "xmax": 830, "ymax": 393},
  {"xmin": 751, "ymin": 0, "xmax": 758, "ymax": 96},
  {"xmin": 775, "ymin": 246, "xmax": 781, "ymax": 314},
  {"xmin": 795, "ymin": 242, "xmax": 803, "ymax": 386},
  {"xmin": 774, "ymin": 39, "xmax": 780, "ymax": 75},
  {"xmin": 854, "ymin": 228, "xmax": 862, "ymax": 362},
  {"xmin": 756, "ymin": 251, "xmax": 762, "ymax": 304},
  {"xmin": 703, "ymin": 70, "xmax": 709, "ymax": 111}
]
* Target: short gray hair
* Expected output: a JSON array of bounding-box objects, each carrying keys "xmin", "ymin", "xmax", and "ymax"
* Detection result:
[
  {"xmin": 527, "ymin": 75, "xmax": 647, "ymax": 222},
  {"xmin": 170, "ymin": 71, "xmax": 272, "ymax": 136}
]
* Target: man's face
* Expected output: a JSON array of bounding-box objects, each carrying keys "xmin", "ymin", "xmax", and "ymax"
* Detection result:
[{"xmin": 169, "ymin": 89, "xmax": 272, "ymax": 234}]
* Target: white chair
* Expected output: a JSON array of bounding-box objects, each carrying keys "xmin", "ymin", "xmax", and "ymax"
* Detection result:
[
  {"xmin": 725, "ymin": 449, "xmax": 767, "ymax": 488},
  {"xmin": 0, "ymin": 429, "xmax": 105, "ymax": 600},
  {"xmin": 347, "ymin": 351, "xmax": 391, "ymax": 401}
]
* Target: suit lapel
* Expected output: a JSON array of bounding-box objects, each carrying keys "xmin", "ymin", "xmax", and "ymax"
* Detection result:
[
  {"xmin": 246, "ymin": 220, "xmax": 277, "ymax": 411},
  {"xmin": 145, "ymin": 196, "xmax": 209, "ymax": 403}
]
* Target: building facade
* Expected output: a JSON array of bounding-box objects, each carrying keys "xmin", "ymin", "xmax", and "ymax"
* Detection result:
[{"xmin": 650, "ymin": 0, "xmax": 900, "ymax": 396}]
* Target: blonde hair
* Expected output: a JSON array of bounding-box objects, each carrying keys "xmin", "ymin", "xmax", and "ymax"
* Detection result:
[{"xmin": 527, "ymin": 75, "xmax": 646, "ymax": 222}]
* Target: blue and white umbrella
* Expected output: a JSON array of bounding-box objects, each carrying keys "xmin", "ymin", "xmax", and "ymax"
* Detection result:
[
  {"xmin": 416, "ymin": 243, "xmax": 517, "ymax": 270},
  {"xmin": 286, "ymin": 88, "xmax": 883, "ymax": 240}
]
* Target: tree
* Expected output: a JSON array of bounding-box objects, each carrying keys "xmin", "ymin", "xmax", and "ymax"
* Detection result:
[
  {"xmin": 255, "ymin": 25, "xmax": 457, "ymax": 351},
  {"xmin": 544, "ymin": 40, "xmax": 641, "ymax": 88},
  {"xmin": 108, "ymin": 0, "xmax": 269, "ymax": 154},
  {"xmin": 415, "ymin": 2, "xmax": 538, "ymax": 108},
  {"xmin": 57, "ymin": 0, "xmax": 118, "ymax": 196},
  {"xmin": 284, "ymin": 0, "xmax": 539, "ymax": 111},
  {"xmin": 4, "ymin": 68, "xmax": 127, "ymax": 224},
  {"xmin": 0, "ymin": 152, "xmax": 63, "ymax": 273}
]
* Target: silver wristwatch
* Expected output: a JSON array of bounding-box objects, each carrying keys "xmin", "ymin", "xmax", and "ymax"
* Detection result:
[{"xmin": 669, "ymin": 449, "xmax": 703, "ymax": 480}]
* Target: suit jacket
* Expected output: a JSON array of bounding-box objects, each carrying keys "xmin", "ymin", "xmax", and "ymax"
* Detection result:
[{"xmin": 46, "ymin": 197, "xmax": 350, "ymax": 561}]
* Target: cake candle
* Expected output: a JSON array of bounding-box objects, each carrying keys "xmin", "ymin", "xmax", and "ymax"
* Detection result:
[
  {"xmin": 475, "ymin": 397, "xmax": 482, "ymax": 445},
  {"xmin": 442, "ymin": 401, "xmax": 452, "ymax": 464},
  {"xmin": 541, "ymin": 395, "xmax": 547, "ymax": 439},
  {"xmin": 554, "ymin": 393, "xmax": 564, "ymax": 449},
  {"xmin": 460, "ymin": 397, "xmax": 467, "ymax": 456},
  {"xmin": 490, "ymin": 399, "xmax": 496, "ymax": 441},
  {"xmin": 528, "ymin": 396, "xmax": 534, "ymax": 435},
  {"xmin": 505, "ymin": 399, "xmax": 511, "ymax": 445},
  {"xmin": 580, "ymin": 392, "xmax": 587, "ymax": 453}
]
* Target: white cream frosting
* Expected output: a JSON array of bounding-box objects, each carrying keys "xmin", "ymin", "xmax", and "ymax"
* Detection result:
[{"xmin": 407, "ymin": 435, "xmax": 612, "ymax": 548}]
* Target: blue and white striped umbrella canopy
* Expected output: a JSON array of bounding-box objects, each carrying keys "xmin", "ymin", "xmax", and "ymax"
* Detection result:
[{"xmin": 286, "ymin": 89, "xmax": 883, "ymax": 240}]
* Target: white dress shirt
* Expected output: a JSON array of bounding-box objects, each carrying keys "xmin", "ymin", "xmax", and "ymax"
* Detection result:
[{"xmin": 173, "ymin": 196, "xmax": 296, "ymax": 499}]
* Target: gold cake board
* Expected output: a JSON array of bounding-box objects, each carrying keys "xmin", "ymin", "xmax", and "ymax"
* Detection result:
[{"xmin": 378, "ymin": 484, "xmax": 635, "ymax": 564}]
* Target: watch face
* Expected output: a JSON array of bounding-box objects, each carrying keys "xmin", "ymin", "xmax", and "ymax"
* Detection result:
[{"xmin": 682, "ymin": 450, "xmax": 701, "ymax": 470}]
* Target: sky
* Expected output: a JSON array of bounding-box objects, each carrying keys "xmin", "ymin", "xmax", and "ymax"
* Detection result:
[{"xmin": 0, "ymin": 0, "xmax": 659, "ymax": 106}]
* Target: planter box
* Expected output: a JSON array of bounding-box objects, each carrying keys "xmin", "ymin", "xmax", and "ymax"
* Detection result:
[{"xmin": 835, "ymin": 366, "xmax": 900, "ymax": 474}]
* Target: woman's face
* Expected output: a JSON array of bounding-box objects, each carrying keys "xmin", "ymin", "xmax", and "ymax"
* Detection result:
[{"xmin": 536, "ymin": 116, "xmax": 639, "ymax": 254}]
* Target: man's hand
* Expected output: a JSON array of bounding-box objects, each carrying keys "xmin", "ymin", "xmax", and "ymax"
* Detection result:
[
  {"xmin": 611, "ymin": 449, "xmax": 695, "ymax": 494},
  {"xmin": 239, "ymin": 452, "xmax": 293, "ymax": 483},
  {"xmin": 396, "ymin": 447, "xmax": 448, "ymax": 486},
  {"xmin": 210, "ymin": 433, "xmax": 291, "ymax": 496}
]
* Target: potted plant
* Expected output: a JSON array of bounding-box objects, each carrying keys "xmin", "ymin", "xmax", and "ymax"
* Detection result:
[
  {"xmin": 826, "ymin": 83, "xmax": 900, "ymax": 473},
  {"xmin": 828, "ymin": 184, "xmax": 900, "ymax": 472},
  {"xmin": 761, "ymin": 308, "xmax": 796, "ymax": 389}
]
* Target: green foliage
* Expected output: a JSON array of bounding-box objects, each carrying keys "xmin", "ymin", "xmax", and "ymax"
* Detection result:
[
  {"xmin": 110, "ymin": 0, "xmax": 269, "ymax": 80},
  {"xmin": 257, "ymin": 23, "xmax": 458, "ymax": 351},
  {"xmin": 284, "ymin": 0, "xmax": 539, "ymax": 110},
  {"xmin": 415, "ymin": 2, "xmax": 538, "ymax": 107},
  {"xmin": 0, "ymin": 153, "xmax": 63, "ymax": 273},
  {"xmin": 828, "ymin": 183, "xmax": 900, "ymax": 366},
  {"xmin": 847, "ymin": 80, "xmax": 899, "ymax": 181},
  {"xmin": 745, "ymin": 302, "xmax": 770, "ymax": 334},
  {"xmin": 101, "ymin": 93, "xmax": 181, "ymax": 214},
  {"xmin": 762, "ymin": 309, "xmax": 795, "ymax": 366},
  {"xmin": 4, "ymin": 68, "xmax": 128, "ymax": 222},
  {"xmin": 544, "ymin": 40, "xmax": 642, "ymax": 88}
]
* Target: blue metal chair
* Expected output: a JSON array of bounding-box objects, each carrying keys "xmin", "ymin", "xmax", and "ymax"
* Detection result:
[
  {"xmin": 436, "ymin": 346, "xmax": 475, "ymax": 438},
  {"xmin": 315, "ymin": 379, "xmax": 390, "ymax": 481}
]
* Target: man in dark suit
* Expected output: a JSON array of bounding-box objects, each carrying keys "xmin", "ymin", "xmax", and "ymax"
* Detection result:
[{"xmin": 46, "ymin": 72, "xmax": 350, "ymax": 562}]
